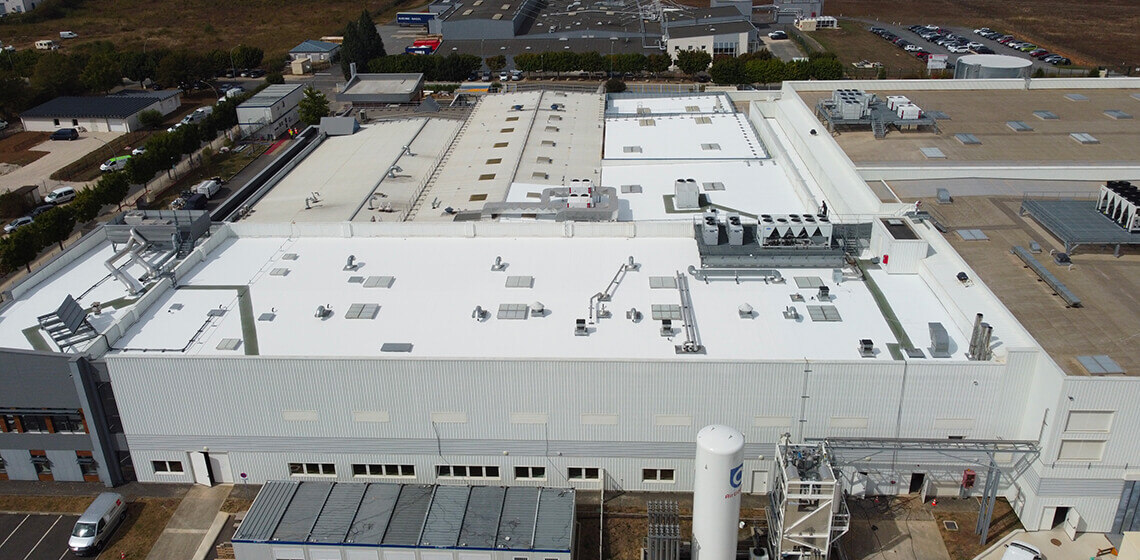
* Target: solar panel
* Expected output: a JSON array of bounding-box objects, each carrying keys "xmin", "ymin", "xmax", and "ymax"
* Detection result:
[
  {"xmin": 282, "ymin": 253, "xmax": 299, "ymax": 260},
  {"xmin": 955, "ymin": 133, "xmax": 981, "ymax": 145},
  {"xmin": 216, "ymin": 338, "xmax": 242, "ymax": 351},
  {"xmin": 348, "ymin": 276, "xmax": 364, "ymax": 283},
  {"xmin": 345, "ymin": 303, "xmax": 380, "ymax": 319},
  {"xmin": 806, "ymin": 305, "xmax": 842, "ymax": 322},
  {"xmin": 955, "ymin": 229, "xmax": 989, "ymax": 241},
  {"xmin": 649, "ymin": 276, "xmax": 677, "ymax": 289},
  {"xmin": 920, "ymin": 147, "xmax": 946, "ymax": 158},
  {"xmin": 1007, "ymin": 121, "xmax": 1033, "ymax": 132},
  {"xmin": 207, "ymin": 308, "xmax": 227, "ymax": 317},
  {"xmin": 269, "ymin": 268, "xmax": 290, "ymax": 276},
  {"xmin": 926, "ymin": 110, "xmax": 950, "ymax": 120},
  {"xmin": 380, "ymin": 343, "xmax": 414, "ymax": 352},
  {"xmin": 1076, "ymin": 355, "xmax": 1124, "ymax": 374},
  {"xmin": 794, "ymin": 276, "xmax": 824, "ymax": 288},
  {"xmin": 505, "ymin": 275, "xmax": 534, "ymax": 288},
  {"xmin": 1033, "ymin": 110, "xmax": 1059, "ymax": 120},
  {"xmin": 1132, "ymin": 93, "xmax": 1140, "ymax": 101},
  {"xmin": 621, "ymin": 184, "xmax": 643, "ymax": 193},
  {"xmin": 56, "ymin": 295, "xmax": 87, "ymax": 334},
  {"xmin": 702, "ymin": 182, "xmax": 725, "ymax": 191},
  {"xmin": 258, "ymin": 313, "xmax": 276, "ymax": 322},
  {"xmin": 497, "ymin": 303, "xmax": 529, "ymax": 319},
  {"xmin": 650, "ymin": 304, "xmax": 682, "ymax": 320},
  {"xmin": 363, "ymin": 276, "xmax": 395, "ymax": 288}
]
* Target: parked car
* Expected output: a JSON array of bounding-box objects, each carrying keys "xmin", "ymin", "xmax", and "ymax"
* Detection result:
[
  {"xmin": 1051, "ymin": 57, "xmax": 1071, "ymax": 65},
  {"xmin": 974, "ymin": 46, "xmax": 995, "ymax": 54},
  {"xmin": 59, "ymin": 31, "xmax": 78, "ymax": 39},
  {"xmin": 131, "ymin": 146, "xmax": 147, "ymax": 156},
  {"xmin": 1018, "ymin": 44, "xmax": 1037, "ymax": 52},
  {"xmin": 967, "ymin": 42, "xmax": 983, "ymax": 50},
  {"xmin": 498, "ymin": 71, "xmax": 509, "ymax": 82},
  {"xmin": 510, "ymin": 70, "xmax": 522, "ymax": 81},
  {"xmin": 1000, "ymin": 540, "xmax": 1043, "ymax": 560},
  {"xmin": 481, "ymin": 71, "xmax": 491, "ymax": 82},
  {"xmin": 50, "ymin": 128, "xmax": 79, "ymax": 141},
  {"xmin": 99, "ymin": 155, "xmax": 131, "ymax": 172},
  {"xmin": 30, "ymin": 204, "xmax": 55, "ymax": 217},
  {"xmin": 768, "ymin": 30, "xmax": 788, "ymax": 40},
  {"xmin": 947, "ymin": 45, "xmax": 970, "ymax": 53},
  {"xmin": 249, "ymin": 69, "xmax": 266, "ymax": 78},
  {"xmin": 44, "ymin": 186, "xmax": 76, "ymax": 204},
  {"xmin": 4, "ymin": 216, "xmax": 33, "ymax": 234},
  {"xmin": 1029, "ymin": 49, "xmax": 1049, "ymax": 58}
]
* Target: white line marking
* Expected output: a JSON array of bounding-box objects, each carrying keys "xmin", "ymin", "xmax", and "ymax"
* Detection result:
[
  {"xmin": 58, "ymin": 548, "xmax": 71, "ymax": 560},
  {"xmin": 24, "ymin": 515, "xmax": 61, "ymax": 560},
  {"xmin": 0, "ymin": 515, "xmax": 30, "ymax": 550}
]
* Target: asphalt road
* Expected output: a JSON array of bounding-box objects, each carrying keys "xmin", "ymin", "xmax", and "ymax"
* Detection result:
[
  {"xmin": 761, "ymin": 36, "xmax": 805, "ymax": 62},
  {"xmin": 864, "ymin": 21, "xmax": 1085, "ymax": 75},
  {"xmin": 0, "ymin": 513, "xmax": 81, "ymax": 560}
]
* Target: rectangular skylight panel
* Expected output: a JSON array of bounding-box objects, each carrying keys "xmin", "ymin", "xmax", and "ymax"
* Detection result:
[
  {"xmin": 1007, "ymin": 121, "xmax": 1033, "ymax": 132},
  {"xmin": 651, "ymin": 304, "xmax": 682, "ymax": 320}
]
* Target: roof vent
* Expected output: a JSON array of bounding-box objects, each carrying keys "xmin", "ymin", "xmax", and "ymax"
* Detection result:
[
  {"xmin": 738, "ymin": 303, "xmax": 754, "ymax": 318},
  {"xmin": 344, "ymin": 255, "xmax": 358, "ymax": 271},
  {"xmin": 315, "ymin": 305, "xmax": 333, "ymax": 319},
  {"xmin": 472, "ymin": 306, "xmax": 490, "ymax": 321},
  {"xmin": 491, "ymin": 256, "xmax": 507, "ymax": 271},
  {"xmin": 575, "ymin": 318, "xmax": 589, "ymax": 336}
]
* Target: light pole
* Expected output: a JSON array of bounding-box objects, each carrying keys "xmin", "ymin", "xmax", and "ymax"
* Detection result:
[{"xmin": 229, "ymin": 45, "xmax": 240, "ymax": 77}]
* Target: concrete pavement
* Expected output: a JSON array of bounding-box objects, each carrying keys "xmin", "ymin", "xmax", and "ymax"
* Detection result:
[
  {"xmin": 973, "ymin": 526, "xmax": 1115, "ymax": 560},
  {"xmin": 146, "ymin": 484, "xmax": 231, "ymax": 560},
  {"xmin": 0, "ymin": 131, "xmax": 121, "ymax": 195}
]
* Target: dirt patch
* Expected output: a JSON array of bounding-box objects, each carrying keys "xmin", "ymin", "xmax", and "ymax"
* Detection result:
[
  {"xmin": 0, "ymin": 494, "xmax": 95, "ymax": 513},
  {"xmin": 96, "ymin": 497, "xmax": 182, "ymax": 560},
  {"xmin": 933, "ymin": 499, "xmax": 1023, "ymax": 560},
  {"xmin": 219, "ymin": 497, "xmax": 254, "ymax": 514},
  {"xmin": 0, "ymin": 132, "xmax": 51, "ymax": 153},
  {"xmin": 806, "ymin": 20, "xmax": 928, "ymax": 78},
  {"xmin": 0, "ymin": 151, "xmax": 49, "ymax": 167},
  {"xmin": 828, "ymin": 0, "xmax": 1138, "ymax": 69}
]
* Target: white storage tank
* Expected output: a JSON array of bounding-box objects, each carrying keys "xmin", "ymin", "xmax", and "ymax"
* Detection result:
[
  {"xmin": 954, "ymin": 54, "xmax": 1032, "ymax": 79},
  {"xmin": 692, "ymin": 425, "xmax": 745, "ymax": 560}
]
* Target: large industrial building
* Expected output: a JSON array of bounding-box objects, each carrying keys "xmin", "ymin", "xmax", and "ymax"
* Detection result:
[{"xmin": 3, "ymin": 76, "xmax": 1140, "ymax": 551}]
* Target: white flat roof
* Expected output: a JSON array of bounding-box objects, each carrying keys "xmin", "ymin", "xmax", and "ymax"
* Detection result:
[
  {"xmin": 343, "ymin": 74, "xmax": 423, "ymax": 96},
  {"xmin": 604, "ymin": 113, "xmax": 768, "ymax": 160},
  {"xmin": 248, "ymin": 119, "xmax": 457, "ymax": 223},
  {"xmin": 594, "ymin": 161, "xmax": 810, "ymax": 220},
  {"xmin": 607, "ymin": 94, "xmax": 732, "ymax": 115},
  {"xmin": 109, "ymin": 232, "xmax": 970, "ymax": 361}
]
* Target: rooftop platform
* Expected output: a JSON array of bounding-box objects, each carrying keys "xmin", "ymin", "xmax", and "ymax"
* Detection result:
[
  {"xmin": 342, "ymin": 73, "xmax": 423, "ymax": 96},
  {"xmin": 246, "ymin": 118, "xmax": 459, "ymax": 223},
  {"xmin": 1020, "ymin": 198, "xmax": 1140, "ymax": 253},
  {"xmin": 603, "ymin": 113, "xmax": 767, "ymax": 160},
  {"xmin": 238, "ymin": 83, "xmax": 304, "ymax": 109},
  {"xmin": 108, "ymin": 226, "xmax": 970, "ymax": 361},
  {"xmin": 798, "ymin": 88, "xmax": 1140, "ymax": 163},
  {"xmin": 587, "ymin": 160, "xmax": 809, "ymax": 220},
  {"xmin": 606, "ymin": 93, "xmax": 734, "ymax": 116}
]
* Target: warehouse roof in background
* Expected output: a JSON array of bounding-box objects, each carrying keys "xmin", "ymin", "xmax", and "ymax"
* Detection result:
[
  {"xmin": 20, "ymin": 94, "xmax": 164, "ymax": 119},
  {"xmin": 233, "ymin": 482, "xmax": 575, "ymax": 551},
  {"xmin": 290, "ymin": 39, "xmax": 341, "ymax": 53}
]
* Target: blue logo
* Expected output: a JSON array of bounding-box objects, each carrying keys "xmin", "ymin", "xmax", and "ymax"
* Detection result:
[{"xmin": 729, "ymin": 464, "xmax": 743, "ymax": 489}]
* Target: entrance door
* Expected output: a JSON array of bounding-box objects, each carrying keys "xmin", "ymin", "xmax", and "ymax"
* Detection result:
[
  {"xmin": 909, "ymin": 473, "xmax": 926, "ymax": 494},
  {"xmin": 189, "ymin": 452, "xmax": 212, "ymax": 486},
  {"xmin": 751, "ymin": 471, "xmax": 769, "ymax": 494},
  {"xmin": 208, "ymin": 453, "xmax": 234, "ymax": 483},
  {"xmin": 920, "ymin": 475, "xmax": 930, "ymax": 504},
  {"xmin": 1063, "ymin": 508, "xmax": 1081, "ymax": 541}
]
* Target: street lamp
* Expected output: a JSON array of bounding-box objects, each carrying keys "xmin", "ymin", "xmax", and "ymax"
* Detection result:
[{"xmin": 229, "ymin": 45, "xmax": 240, "ymax": 78}]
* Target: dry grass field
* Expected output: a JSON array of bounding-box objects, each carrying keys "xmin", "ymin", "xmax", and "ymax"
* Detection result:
[
  {"xmin": 828, "ymin": 0, "xmax": 1140, "ymax": 68},
  {"xmin": 0, "ymin": 0, "xmax": 425, "ymax": 57}
]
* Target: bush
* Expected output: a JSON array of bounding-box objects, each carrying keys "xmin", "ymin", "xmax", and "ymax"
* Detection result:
[
  {"xmin": 138, "ymin": 109, "xmax": 164, "ymax": 129},
  {"xmin": 0, "ymin": 191, "xmax": 32, "ymax": 220},
  {"xmin": 265, "ymin": 72, "xmax": 285, "ymax": 85},
  {"xmin": 604, "ymin": 78, "xmax": 627, "ymax": 93}
]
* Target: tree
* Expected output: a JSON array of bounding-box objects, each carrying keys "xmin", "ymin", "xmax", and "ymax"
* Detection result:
[
  {"xmin": 30, "ymin": 52, "xmax": 81, "ymax": 98},
  {"xmin": 125, "ymin": 153, "xmax": 159, "ymax": 185},
  {"xmin": 34, "ymin": 205, "xmax": 76, "ymax": 251},
  {"xmin": 485, "ymin": 55, "xmax": 507, "ymax": 73},
  {"xmin": 578, "ymin": 51, "xmax": 605, "ymax": 73},
  {"xmin": 339, "ymin": 20, "xmax": 363, "ymax": 77},
  {"xmin": 0, "ymin": 74, "xmax": 31, "ymax": 122},
  {"xmin": 138, "ymin": 109, "xmax": 164, "ymax": 129},
  {"xmin": 604, "ymin": 78, "xmax": 626, "ymax": 93},
  {"xmin": 1, "ymin": 226, "xmax": 40, "ymax": 273},
  {"xmin": 341, "ymin": 10, "xmax": 386, "ymax": 76},
  {"xmin": 746, "ymin": 58, "xmax": 785, "ymax": 85},
  {"xmin": 709, "ymin": 56, "xmax": 747, "ymax": 85},
  {"xmin": 232, "ymin": 45, "xmax": 264, "ymax": 69},
  {"xmin": 96, "ymin": 172, "xmax": 130, "ymax": 209},
  {"xmin": 298, "ymin": 86, "xmax": 329, "ymax": 126},
  {"xmin": 265, "ymin": 72, "xmax": 285, "ymax": 85},
  {"xmin": 80, "ymin": 53, "xmax": 122, "ymax": 93},
  {"xmin": 675, "ymin": 50, "xmax": 712, "ymax": 76},
  {"xmin": 119, "ymin": 51, "xmax": 157, "ymax": 83},
  {"xmin": 646, "ymin": 53, "xmax": 672, "ymax": 76},
  {"xmin": 513, "ymin": 52, "xmax": 541, "ymax": 74},
  {"xmin": 357, "ymin": 11, "xmax": 386, "ymax": 59},
  {"xmin": 71, "ymin": 189, "xmax": 101, "ymax": 223}
]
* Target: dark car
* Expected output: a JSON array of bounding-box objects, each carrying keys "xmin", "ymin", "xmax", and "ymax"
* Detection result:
[
  {"xmin": 50, "ymin": 128, "xmax": 79, "ymax": 141},
  {"xmin": 249, "ymin": 69, "xmax": 266, "ymax": 78},
  {"xmin": 974, "ymin": 46, "xmax": 995, "ymax": 54},
  {"xmin": 1051, "ymin": 57, "xmax": 1072, "ymax": 65},
  {"xmin": 30, "ymin": 204, "xmax": 55, "ymax": 217}
]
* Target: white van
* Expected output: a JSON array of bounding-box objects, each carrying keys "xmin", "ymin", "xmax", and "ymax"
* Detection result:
[
  {"xmin": 60, "ymin": 31, "xmax": 79, "ymax": 39},
  {"xmin": 35, "ymin": 40, "xmax": 59, "ymax": 50},
  {"xmin": 194, "ymin": 178, "xmax": 221, "ymax": 199},
  {"xmin": 69, "ymin": 493, "xmax": 128, "ymax": 556},
  {"xmin": 1001, "ymin": 541, "xmax": 1043, "ymax": 560},
  {"xmin": 45, "ymin": 186, "xmax": 77, "ymax": 204}
]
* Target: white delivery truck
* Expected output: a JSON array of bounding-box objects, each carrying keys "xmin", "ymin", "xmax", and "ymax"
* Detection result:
[
  {"xmin": 194, "ymin": 177, "xmax": 224, "ymax": 199},
  {"xmin": 68, "ymin": 493, "xmax": 128, "ymax": 556}
]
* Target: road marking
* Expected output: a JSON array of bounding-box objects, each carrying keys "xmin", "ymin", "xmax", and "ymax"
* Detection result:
[
  {"xmin": 24, "ymin": 515, "xmax": 61, "ymax": 560},
  {"xmin": 0, "ymin": 515, "xmax": 29, "ymax": 550},
  {"xmin": 58, "ymin": 548, "xmax": 71, "ymax": 560},
  {"xmin": 164, "ymin": 528, "xmax": 208, "ymax": 534}
]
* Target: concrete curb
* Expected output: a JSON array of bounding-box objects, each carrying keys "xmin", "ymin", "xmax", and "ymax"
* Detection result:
[
  {"xmin": 192, "ymin": 511, "xmax": 231, "ymax": 560},
  {"xmin": 0, "ymin": 510, "xmax": 82, "ymax": 516},
  {"xmin": 972, "ymin": 528, "xmax": 1024, "ymax": 560}
]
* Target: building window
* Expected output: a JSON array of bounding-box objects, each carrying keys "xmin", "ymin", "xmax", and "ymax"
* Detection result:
[
  {"xmin": 568, "ymin": 467, "xmax": 600, "ymax": 480},
  {"xmin": 21, "ymin": 416, "xmax": 47, "ymax": 433},
  {"xmin": 514, "ymin": 466, "xmax": 546, "ymax": 480},
  {"xmin": 78, "ymin": 453, "xmax": 99, "ymax": 479},
  {"xmin": 31, "ymin": 451, "xmax": 51, "ymax": 476},
  {"xmin": 289, "ymin": 462, "xmax": 336, "ymax": 476},
  {"xmin": 352, "ymin": 464, "xmax": 415, "ymax": 477},
  {"xmin": 51, "ymin": 414, "xmax": 85, "ymax": 433},
  {"xmin": 152, "ymin": 460, "xmax": 184, "ymax": 474},
  {"xmin": 435, "ymin": 465, "xmax": 501, "ymax": 479},
  {"xmin": 1, "ymin": 415, "xmax": 16, "ymax": 432},
  {"xmin": 53, "ymin": 119, "xmax": 60, "ymax": 126},
  {"xmin": 71, "ymin": 119, "xmax": 79, "ymax": 126},
  {"xmin": 642, "ymin": 468, "xmax": 675, "ymax": 483},
  {"xmin": 1058, "ymin": 440, "xmax": 1106, "ymax": 462}
]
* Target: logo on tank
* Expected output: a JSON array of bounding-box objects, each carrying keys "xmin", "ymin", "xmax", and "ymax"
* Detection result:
[{"xmin": 730, "ymin": 464, "xmax": 743, "ymax": 489}]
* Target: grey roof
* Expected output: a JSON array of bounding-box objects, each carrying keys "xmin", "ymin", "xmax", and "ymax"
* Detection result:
[
  {"xmin": 458, "ymin": 486, "xmax": 506, "ymax": 548},
  {"xmin": 382, "ymin": 484, "xmax": 434, "ymax": 545},
  {"xmin": 272, "ymin": 481, "xmax": 334, "ymax": 542},
  {"xmin": 110, "ymin": 88, "xmax": 182, "ymax": 101},
  {"xmin": 239, "ymin": 84, "xmax": 304, "ymax": 109},
  {"xmin": 665, "ymin": 6, "xmax": 748, "ymax": 23},
  {"xmin": 666, "ymin": 20, "xmax": 756, "ymax": 40},
  {"xmin": 309, "ymin": 483, "xmax": 367, "ymax": 543},
  {"xmin": 232, "ymin": 481, "xmax": 299, "ymax": 541},
  {"xmin": 420, "ymin": 485, "xmax": 469, "ymax": 547},
  {"xmin": 20, "ymin": 95, "xmax": 162, "ymax": 119},
  {"xmin": 235, "ymin": 482, "xmax": 574, "ymax": 552},
  {"xmin": 291, "ymin": 39, "xmax": 341, "ymax": 53},
  {"xmin": 497, "ymin": 486, "xmax": 540, "ymax": 549}
]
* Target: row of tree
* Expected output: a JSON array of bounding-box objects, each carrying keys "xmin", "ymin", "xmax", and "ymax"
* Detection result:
[
  {"xmin": 708, "ymin": 51, "xmax": 844, "ymax": 85},
  {"xmin": 367, "ymin": 52, "xmax": 482, "ymax": 82},
  {"xmin": 0, "ymin": 40, "xmax": 272, "ymax": 118}
]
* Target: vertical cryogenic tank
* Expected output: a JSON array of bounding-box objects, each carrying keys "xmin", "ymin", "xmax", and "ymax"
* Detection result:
[{"xmin": 692, "ymin": 425, "xmax": 745, "ymax": 560}]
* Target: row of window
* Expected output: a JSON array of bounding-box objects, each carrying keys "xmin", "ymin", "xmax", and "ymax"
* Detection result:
[
  {"xmin": 281, "ymin": 463, "xmax": 675, "ymax": 483},
  {"xmin": 0, "ymin": 451, "xmax": 99, "ymax": 480},
  {"xmin": 1, "ymin": 413, "xmax": 87, "ymax": 434}
]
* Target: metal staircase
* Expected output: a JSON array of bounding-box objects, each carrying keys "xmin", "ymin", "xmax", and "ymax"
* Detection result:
[{"xmin": 871, "ymin": 118, "xmax": 887, "ymax": 139}]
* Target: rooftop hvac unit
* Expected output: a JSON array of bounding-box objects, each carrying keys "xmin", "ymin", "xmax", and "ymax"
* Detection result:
[
  {"xmin": 676, "ymin": 178, "xmax": 700, "ymax": 210},
  {"xmin": 726, "ymin": 213, "xmax": 744, "ymax": 246},
  {"xmin": 886, "ymin": 95, "xmax": 910, "ymax": 111},
  {"xmin": 758, "ymin": 214, "xmax": 833, "ymax": 247},
  {"xmin": 897, "ymin": 103, "xmax": 922, "ymax": 120},
  {"xmin": 701, "ymin": 211, "xmax": 720, "ymax": 245}
]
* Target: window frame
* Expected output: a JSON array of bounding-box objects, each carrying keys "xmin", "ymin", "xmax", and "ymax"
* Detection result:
[
  {"xmin": 288, "ymin": 462, "xmax": 336, "ymax": 476},
  {"xmin": 567, "ymin": 466, "xmax": 601, "ymax": 481},
  {"xmin": 642, "ymin": 468, "xmax": 676, "ymax": 483},
  {"xmin": 514, "ymin": 466, "xmax": 547, "ymax": 480},
  {"xmin": 152, "ymin": 460, "xmax": 185, "ymax": 474}
]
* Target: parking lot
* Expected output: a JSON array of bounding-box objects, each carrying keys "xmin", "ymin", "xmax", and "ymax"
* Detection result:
[
  {"xmin": 0, "ymin": 513, "xmax": 80, "ymax": 560},
  {"xmin": 0, "ymin": 131, "xmax": 121, "ymax": 194},
  {"xmin": 868, "ymin": 22, "xmax": 1086, "ymax": 75}
]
